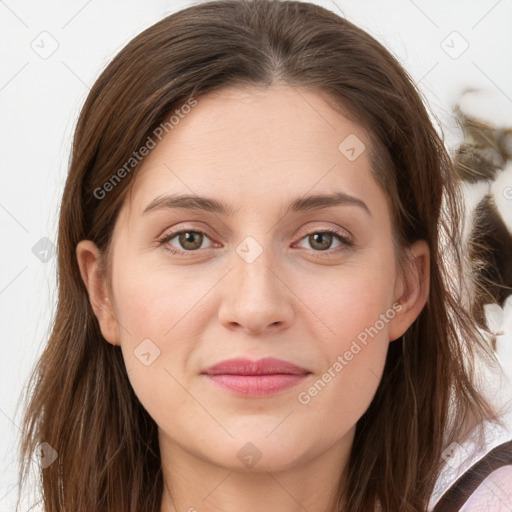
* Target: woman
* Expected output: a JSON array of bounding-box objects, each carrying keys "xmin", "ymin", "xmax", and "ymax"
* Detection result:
[{"xmin": 16, "ymin": 1, "xmax": 511, "ymax": 510}]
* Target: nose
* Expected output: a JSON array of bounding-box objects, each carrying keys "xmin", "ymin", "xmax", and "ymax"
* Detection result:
[{"xmin": 217, "ymin": 244, "xmax": 295, "ymax": 335}]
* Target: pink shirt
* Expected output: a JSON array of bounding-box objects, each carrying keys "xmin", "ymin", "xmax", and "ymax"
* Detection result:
[{"xmin": 459, "ymin": 465, "xmax": 512, "ymax": 511}]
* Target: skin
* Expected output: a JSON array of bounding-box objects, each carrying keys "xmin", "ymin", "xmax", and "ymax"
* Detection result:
[{"xmin": 77, "ymin": 83, "xmax": 430, "ymax": 512}]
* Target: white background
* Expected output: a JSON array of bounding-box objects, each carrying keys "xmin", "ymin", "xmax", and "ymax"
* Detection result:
[{"xmin": 1, "ymin": 0, "xmax": 511, "ymax": 510}]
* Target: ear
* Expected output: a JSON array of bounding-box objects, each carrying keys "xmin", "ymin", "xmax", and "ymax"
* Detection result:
[
  {"xmin": 76, "ymin": 240, "xmax": 120, "ymax": 346},
  {"xmin": 388, "ymin": 239, "xmax": 430, "ymax": 342}
]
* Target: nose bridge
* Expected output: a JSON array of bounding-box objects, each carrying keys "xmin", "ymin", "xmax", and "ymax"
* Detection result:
[{"xmin": 234, "ymin": 234, "xmax": 280, "ymax": 305}]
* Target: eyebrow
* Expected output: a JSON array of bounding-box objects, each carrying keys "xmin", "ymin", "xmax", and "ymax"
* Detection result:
[{"xmin": 142, "ymin": 191, "xmax": 372, "ymax": 217}]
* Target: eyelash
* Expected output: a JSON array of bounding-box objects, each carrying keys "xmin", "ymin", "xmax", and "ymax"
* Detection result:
[{"xmin": 157, "ymin": 226, "xmax": 354, "ymax": 257}]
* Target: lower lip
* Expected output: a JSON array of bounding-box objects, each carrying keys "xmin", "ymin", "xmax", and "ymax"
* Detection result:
[{"xmin": 204, "ymin": 373, "xmax": 309, "ymax": 397}]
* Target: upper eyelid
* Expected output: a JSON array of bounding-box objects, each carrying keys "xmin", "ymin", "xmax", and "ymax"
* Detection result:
[{"xmin": 160, "ymin": 222, "xmax": 350, "ymax": 237}]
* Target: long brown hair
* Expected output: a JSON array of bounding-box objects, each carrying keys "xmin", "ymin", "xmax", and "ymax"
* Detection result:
[{"xmin": 16, "ymin": 1, "xmax": 502, "ymax": 510}]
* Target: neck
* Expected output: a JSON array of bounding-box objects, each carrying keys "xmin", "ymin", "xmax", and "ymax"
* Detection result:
[{"xmin": 158, "ymin": 428, "xmax": 353, "ymax": 512}]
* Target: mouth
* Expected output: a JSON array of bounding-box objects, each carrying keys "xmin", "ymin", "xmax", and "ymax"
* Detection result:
[{"xmin": 201, "ymin": 357, "xmax": 312, "ymax": 397}]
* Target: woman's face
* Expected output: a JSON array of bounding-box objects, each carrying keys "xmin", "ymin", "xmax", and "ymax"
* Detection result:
[{"xmin": 78, "ymin": 83, "xmax": 428, "ymax": 474}]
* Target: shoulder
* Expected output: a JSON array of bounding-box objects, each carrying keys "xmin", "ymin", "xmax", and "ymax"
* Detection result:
[{"xmin": 459, "ymin": 465, "xmax": 512, "ymax": 511}]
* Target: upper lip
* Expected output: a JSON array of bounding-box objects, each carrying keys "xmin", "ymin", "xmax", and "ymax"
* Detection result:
[{"xmin": 202, "ymin": 357, "xmax": 311, "ymax": 376}]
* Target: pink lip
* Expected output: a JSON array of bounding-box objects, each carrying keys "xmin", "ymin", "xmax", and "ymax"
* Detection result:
[{"xmin": 201, "ymin": 357, "xmax": 311, "ymax": 397}]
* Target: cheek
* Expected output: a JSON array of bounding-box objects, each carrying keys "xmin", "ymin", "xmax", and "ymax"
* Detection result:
[
  {"xmin": 112, "ymin": 258, "xmax": 215, "ymax": 343},
  {"xmin": 295, "ymin": 286, "xmax": 391, "ymax": 441},
  {"xmin": 110, "ymin": 258, "xmax": 213, "ymax": 413},
  {"xmin": 292, "ymin": 256, "xmax": 394, "ymax": 426},
  {"xmin": 113, "ymin": 272, "xmax": 207, "ymax": 435},
  {"xmin": 293, "ymin": 254, "xmax": 396, "ymax": 347}
]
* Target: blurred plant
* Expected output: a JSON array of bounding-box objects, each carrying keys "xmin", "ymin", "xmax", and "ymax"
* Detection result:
[{"xmin": 453, "ymin": 104, "xmax": 512, "ymax": 344}]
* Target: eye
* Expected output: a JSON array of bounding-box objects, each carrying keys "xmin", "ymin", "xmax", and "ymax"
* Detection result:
[
  {"xmin": 295, "ymin": 228, "xmax": 354, "ymax": 254},
  {"xmin": 158, "ymin": 229, "xmax": 216, "ymax": 254},
  {"xmin": 157, "ymin": 226, "xmax": 354, "ymax": 256}
]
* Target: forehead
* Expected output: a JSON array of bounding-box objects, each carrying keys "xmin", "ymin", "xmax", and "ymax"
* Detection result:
[{"xmin": 123, "ymin": 84, "xmax": 384, "ymax": 218}]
